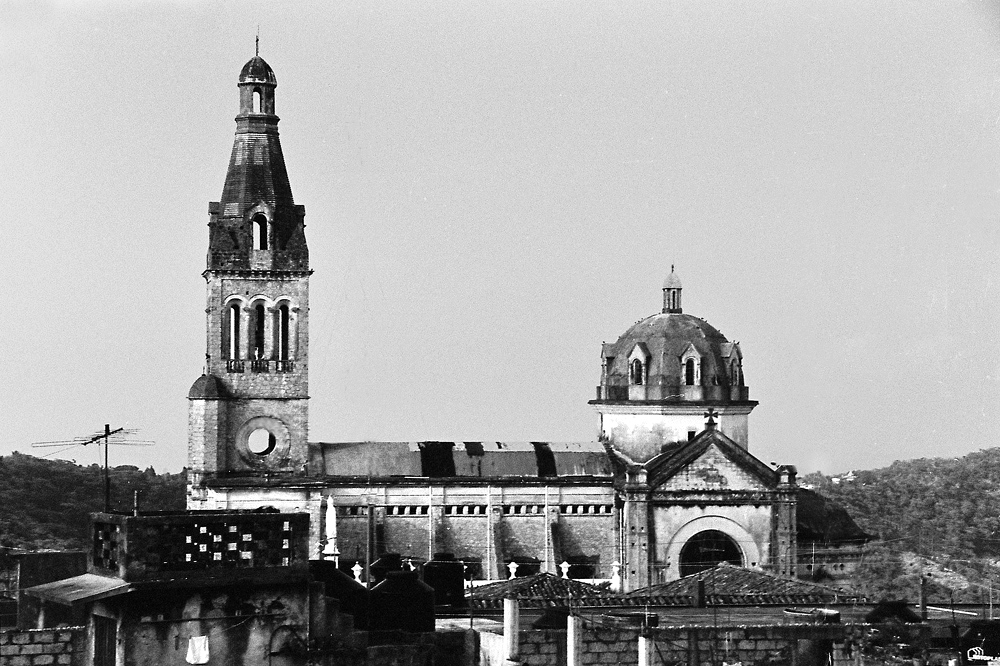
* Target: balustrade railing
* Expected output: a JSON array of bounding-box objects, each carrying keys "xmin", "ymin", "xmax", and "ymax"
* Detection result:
[
  {"xmin": 226, "ymin": 359, "xmax": 296, "ymax": 373},
  {"xmin": 226, "ymin": 358, "xmax": 295, "ymax": 373}
]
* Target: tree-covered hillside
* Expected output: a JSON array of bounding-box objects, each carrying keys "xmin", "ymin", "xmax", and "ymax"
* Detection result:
[
  {"xmin": 0, "ymin": 452, "xmax": 185, "ymax": 551},
  {"xmin": 805, "ymin": 449, "xmax": 1000, "ymax": 602}
]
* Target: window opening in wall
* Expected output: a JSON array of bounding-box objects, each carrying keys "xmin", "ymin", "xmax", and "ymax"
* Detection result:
[
  {"xmin": 253, "ymin": 88, "xmax": 262, "ymax": 113},
  {"xmin": 630, "ymin": 359, "xmax": 644, "ymax": 385},
  {"xmin": 731, "ymin": 361, "xmax": 740, "ymax": 385},
  {"xmin": 278, "ymin": 304, "xmax": 290, "ymax": 360},
  {"xmin": 685, "ymin": 358, "xmax": 696, "ymax": 385},
  {"xmin": 254, "ymin": 304, "xmax": 266, "ymax": 359},
  {"xmin": 247, "ymin": 428, "xmax": 276, "ymax": 456},
  {"xmin": 228, "ymin": 303, "xmax": 241, "ymax": 360},
  {"xmin": 688, "ymin": 429, "xmax": 697, "ymax": 441},
  {"xmin": 252, "ymin": 214, "xmax": 268, "ymax": 251}
]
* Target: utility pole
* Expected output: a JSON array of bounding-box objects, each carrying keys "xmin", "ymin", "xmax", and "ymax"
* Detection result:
[{"xmin": 33, "ymin": 424, "xmax": 153, "ymax": 512}]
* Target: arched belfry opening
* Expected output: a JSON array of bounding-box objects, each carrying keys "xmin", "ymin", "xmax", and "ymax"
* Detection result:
[
  {"xmin": 252, "ymin": 214, "xmax": 269, "ymax": 250},
  {"xmin": 679, "ymin": 530, "xmax": 743, "ymax": 577}
]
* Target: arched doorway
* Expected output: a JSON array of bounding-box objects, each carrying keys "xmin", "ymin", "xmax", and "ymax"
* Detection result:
[{"xmin": 679, "ymin": 530, "xmax": 742, "ymax": 577}]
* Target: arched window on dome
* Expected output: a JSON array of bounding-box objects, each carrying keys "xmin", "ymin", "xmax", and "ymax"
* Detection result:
[
  {"xmin": 684, "ymin": 358, "xmax": 696, "ymax": 386},
  {"xmin": 730, "ymin": 360, "xmax": 741, "ymax": 386},
  {"xmin": 252, "ymin": 87, "xmax": 262, "ymax": 114},
  {"xmin": 630, "ymin": 359, "xmax": 644, "ymax": 385}
]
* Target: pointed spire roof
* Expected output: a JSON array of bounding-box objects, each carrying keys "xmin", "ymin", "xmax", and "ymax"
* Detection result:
[
  {"xmin": 207, "ymin": 55, "xmax": 308, "ymax": 272},
  {"xmin": 663, "ymin": 264, "xmax": 682, "ymax": 289}
]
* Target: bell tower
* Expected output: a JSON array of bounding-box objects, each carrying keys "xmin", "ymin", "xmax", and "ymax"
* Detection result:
[{"xmin": 188, "ymin": 53, "xmax": 311, "ymax": 506}]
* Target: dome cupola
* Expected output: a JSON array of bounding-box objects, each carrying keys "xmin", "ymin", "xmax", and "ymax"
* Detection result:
[
  {"xmin": 591, "ymin": 274, "xmax": 757, "ymax": 457},
  {"xmin": 596, "ymin": 271, "xmax": 748, "ymax": 405}
]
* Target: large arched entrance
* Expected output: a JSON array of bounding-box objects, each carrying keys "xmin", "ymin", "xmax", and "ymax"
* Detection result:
[{"xmin": 679, "ymin": 530, "xmax": 742, "ymax": 577}]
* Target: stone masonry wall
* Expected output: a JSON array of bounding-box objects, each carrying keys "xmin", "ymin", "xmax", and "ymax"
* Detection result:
[{"xmin": 0, "ymin": 628, "xmax": 82, "ymax": 666}]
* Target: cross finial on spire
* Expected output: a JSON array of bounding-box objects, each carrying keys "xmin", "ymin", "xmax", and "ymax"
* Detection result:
[
  {"xmin": 703, "ymin": 407, "xmax": 718, "ymax": 429},
  {"xmin": 255, "ymin": 27, "xmax": 260, "ymax": 57}
]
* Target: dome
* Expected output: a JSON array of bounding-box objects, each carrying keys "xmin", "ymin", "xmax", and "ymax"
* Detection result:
[
  {"xmin": 663, "ymin": 267, "xmax": 682, "ymax": 289},
  {"xmin": 239, "ymin": 56, "xmax": 277, "ymax": 85},
  {"xmin": 598, "ymin": 311, "xmax": 748, "ymax": 403},
  {"xmin": 188, "ymin": 374, "xmax": 229, "ymax": 399}
]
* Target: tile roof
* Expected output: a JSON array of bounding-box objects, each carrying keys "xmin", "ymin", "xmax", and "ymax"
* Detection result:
[
  {"xmin": 467, "ymin": 573, "xmax": 619, "ymax": 609},
  {"xmin": 627, "ymin": 563, "xmax": 858, "ymax": 606}
]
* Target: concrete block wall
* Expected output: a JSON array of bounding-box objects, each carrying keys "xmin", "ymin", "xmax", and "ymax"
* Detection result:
[
  {"xmin": 496, "ymin": 622, "xmax": 854, "ymax": 666},
  {"xmin": 0, "ymin": 629, "xmax": 82, "ymax": 666}
]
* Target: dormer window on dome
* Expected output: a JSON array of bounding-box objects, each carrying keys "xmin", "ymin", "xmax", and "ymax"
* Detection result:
[
  {"xmin": 631, "ymin": 360, "xmax": 644, "ymax": 385},
  {"xmin": 628, "ymin": 343, "xmax": 650, "ymax": 386},
  {"xmin": 680, "ymin": 344, "xmax": 702, "ymax": 386}
]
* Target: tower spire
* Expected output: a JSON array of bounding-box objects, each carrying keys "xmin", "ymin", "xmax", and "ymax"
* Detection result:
[
  {"xmin": 255, "ymin": 28, "xmax": 259, "ymax": 57},
  {"xmin": 206, "ymin": 53, "xmax": 309, "ymax": 272}
]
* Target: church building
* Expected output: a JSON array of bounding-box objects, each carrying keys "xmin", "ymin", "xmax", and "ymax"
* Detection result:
[{"xmin": 186, "ymin": 55, "xmax": 799, "ymax": 592}]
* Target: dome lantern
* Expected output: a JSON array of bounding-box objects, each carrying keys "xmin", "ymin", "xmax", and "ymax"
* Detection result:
[{"xmin": 663, "ymin": 265, "xmax": 682, "ymax": 314}]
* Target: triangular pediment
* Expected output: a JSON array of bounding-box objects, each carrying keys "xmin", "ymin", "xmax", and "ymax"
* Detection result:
[
  {"xmin": 629, "ymin": 342, "xmax": 651, "ymax": 361},
  {"xmin": 678, "ymin": 342, "xmax": 700, "ymax": 359},
  {"xmin": 646, "ymin": 429, "xmax": 776, "ymax": 491}
]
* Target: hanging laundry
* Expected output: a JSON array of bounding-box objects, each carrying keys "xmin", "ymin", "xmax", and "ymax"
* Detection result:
[{"xmin": 186, "ymin": 635, "xmax": 210, "ymax": 665}]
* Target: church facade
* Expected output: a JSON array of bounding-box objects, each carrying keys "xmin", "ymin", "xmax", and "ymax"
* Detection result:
[{"xmin": 186, "ymin": 56, "xmax": 798, "ymax": 592}]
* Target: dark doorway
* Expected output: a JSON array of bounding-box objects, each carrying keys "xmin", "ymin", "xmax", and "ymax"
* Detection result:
[
  {"xmin": 93, "ymin": 615, "xmax": 116, "ymax": 666},
  {"xmin": 679, "ymin": 530, "xmax": 742, "ymax": 577}
]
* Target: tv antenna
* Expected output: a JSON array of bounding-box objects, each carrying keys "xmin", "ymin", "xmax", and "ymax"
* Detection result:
[{"xmin": 32, "ymin": 424, "xmax": 154, "ymax": 512}]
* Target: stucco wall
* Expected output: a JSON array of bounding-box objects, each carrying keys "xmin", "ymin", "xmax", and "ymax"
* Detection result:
[
  {"xmin": 120, "ymin": 585, "xmax": 310, "ymax": 666},
  {"xmin": 653, "ymin": 505, "xmax": 774, "ymax": 581},
  {"xmin": 602, "ymin": 412, "xmax": 749, "ymax": 462}
]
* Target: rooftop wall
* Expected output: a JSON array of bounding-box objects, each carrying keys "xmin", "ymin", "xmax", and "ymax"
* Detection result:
[{"xmin": 90, "ymin": 511, "xmax": 309, "ymax": 583}]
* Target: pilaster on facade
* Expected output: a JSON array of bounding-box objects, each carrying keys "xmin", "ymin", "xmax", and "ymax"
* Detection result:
[{"xmin": 621, "ymin": 470, "xmax": 651, "ymax": 592}]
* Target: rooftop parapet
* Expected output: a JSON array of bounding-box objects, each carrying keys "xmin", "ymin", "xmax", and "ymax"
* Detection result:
[{"xmin": 90, "ymin": 511, "xmax": 309, "ymax": 584}]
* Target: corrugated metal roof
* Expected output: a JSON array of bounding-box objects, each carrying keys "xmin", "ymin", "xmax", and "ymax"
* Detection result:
[
  {"xmin": 314, "ymin": 441, "xmax": 612, "ymax": 478},
  {"xmin": 23, "ymin": 574, "xmax": 130, "ymax": 606}
]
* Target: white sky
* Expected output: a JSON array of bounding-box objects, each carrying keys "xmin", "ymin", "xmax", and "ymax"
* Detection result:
[{"xmin": 1, "ymin": 0, "xmax": 998, "ymax": 475}]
